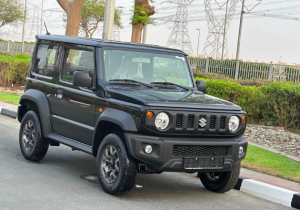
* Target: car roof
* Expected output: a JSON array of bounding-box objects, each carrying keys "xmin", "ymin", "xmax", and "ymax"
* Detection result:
[{"xmin": 37, "ymin": 34, "xmax": 187, "ymax": 55}]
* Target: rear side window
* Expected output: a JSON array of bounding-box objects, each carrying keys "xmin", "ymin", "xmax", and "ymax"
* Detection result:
[
  {"xmin": 61, "ymin": 48, "xmax": 95, "ymax": 83},
  {"xmin": 33, "ymin": 44, "xmax": 58, "ymax": 77}
]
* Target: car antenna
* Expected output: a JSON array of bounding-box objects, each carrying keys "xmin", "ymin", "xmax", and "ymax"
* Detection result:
[{"xmin": 44, "ymin": 22, "xmax": 51, "ymax": 35}]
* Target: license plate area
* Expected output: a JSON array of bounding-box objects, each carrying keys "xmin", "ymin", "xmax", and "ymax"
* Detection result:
[{"xmin": 184, "ymin": 157, "xmax": 224, "ymax": 169}]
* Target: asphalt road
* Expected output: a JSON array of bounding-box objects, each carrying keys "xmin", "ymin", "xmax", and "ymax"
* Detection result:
[{"xmin": 0, "ymin": 115, "xmax": 292, "ymax": 210}]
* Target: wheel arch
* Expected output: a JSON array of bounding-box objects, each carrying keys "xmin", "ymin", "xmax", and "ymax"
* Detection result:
[
  {"xmin": 92, "ymin": 108, "xmax": 137, "ymax": 157},
  {"xmin": 18, "ymin": 89, "xmax": 52, "ymax": 137}
]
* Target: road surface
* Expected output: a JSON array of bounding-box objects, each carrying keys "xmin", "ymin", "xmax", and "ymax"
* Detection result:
[{"xmin": 0, "ymin": 115, "xmax": 291, "ymax": 210}]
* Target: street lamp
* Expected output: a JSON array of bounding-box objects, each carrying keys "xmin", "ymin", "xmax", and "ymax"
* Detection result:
[{"xmin": 196, "ymin": 28, "xmax": 200, "ymax": 56}]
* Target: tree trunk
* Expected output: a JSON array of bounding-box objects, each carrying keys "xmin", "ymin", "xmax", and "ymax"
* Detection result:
[
  {"xmin": 131, "ymin": 23, "xmax": 144, "ymax": 43},
  {"xmin": 57, "ymin": 0, "xmax": 85, "ymax": 36},
  {"xmin": 131, "ymin": 0, "xmax": 154, "ymax": 43}
]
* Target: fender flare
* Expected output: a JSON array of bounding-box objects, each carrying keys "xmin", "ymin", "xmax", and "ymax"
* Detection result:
[
  {"xmin": 19, "ymin": 89, "xmax": 52, "ymax": 137},
  {"xmin": 92, "ymin": 108, "xmax": 137, "ymax": 155}
]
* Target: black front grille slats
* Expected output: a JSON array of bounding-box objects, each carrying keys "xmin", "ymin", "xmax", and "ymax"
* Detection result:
[
  {"xmin": 173, "ymin": 145, "xmax": 229, "ymax": 157},
  {"xmin": 176, "ymin": 114, "xmax": 183, "ymax": 128},
  {"xmin": 220, "ymin": 116, "xmax": 226, "ymax": 129},
  {"xmin": 187, "ymin": 115, "xmax": 194, "ymax": 128},
  {"xmin": 174, "ymin": 114, "xmax": 228, "ymax": 132},
  {"xmin": 210, "ymin": 116, "xmax": 216, "ymax": 129}
]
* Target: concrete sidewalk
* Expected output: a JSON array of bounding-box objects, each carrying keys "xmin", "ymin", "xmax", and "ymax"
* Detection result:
[
  {"xmin": 0, "ymin": 101, "xmax": 18, "ymax": 112},
  {"xmin": 237, "ymin": 168, "xmax": 300, "ymax": 209},
  {"xmin": 0, "ymin": 101, "xmax": 18, "ymax": 119},
  {"xmin": 241, "ymin": 168, "xmax": 300, "ymax": 193}
]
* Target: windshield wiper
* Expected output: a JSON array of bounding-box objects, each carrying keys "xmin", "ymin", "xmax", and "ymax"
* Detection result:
[
  {"xmin": 150, "ymin": 82, "xmax": 191, "ymax": 91},
  {"xmin": 109, "ymin": 79, "xmax": 153, "ymax": 88}
]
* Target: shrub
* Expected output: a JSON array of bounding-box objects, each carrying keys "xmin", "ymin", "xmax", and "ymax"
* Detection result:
[
  {"xmin": 260, "ymin": 82, "xmax": 300, "ymax": 129},
  {"xmin": 196, "ymin": 76, "xmax": 300, "ymax": 132},
  {"xmin": 0, "ymin": 54, "xmax": 30, "ymax": 86},
  {"xmin": 193, "ymin": 70, "xmax": 273, "ymax": 86}
]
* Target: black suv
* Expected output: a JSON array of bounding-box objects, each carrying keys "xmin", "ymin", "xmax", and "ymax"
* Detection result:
[{"xmin": 18, "ymin": 35, "xmax": 247, "ymax": 195}]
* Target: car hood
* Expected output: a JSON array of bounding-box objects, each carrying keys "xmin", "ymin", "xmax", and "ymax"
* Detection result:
[{"xmin": 107, "ymin": 86, "xmax": 241, "ymax": 111}]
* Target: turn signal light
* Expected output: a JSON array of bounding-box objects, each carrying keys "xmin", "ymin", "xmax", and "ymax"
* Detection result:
[
  {"xmin": 242, "ymin": 116, "xmax": 246, "ymax": 122},
  {"xmin": 99, "ymin": 108, "xmax": 103, "ymax": 113},
  {"xmin": 147, "ymin": 111, "xmax": 154, "ymax": 118}
]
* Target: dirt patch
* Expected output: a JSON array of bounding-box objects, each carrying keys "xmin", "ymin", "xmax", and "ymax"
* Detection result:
[{"xmin": 0, "ymin": 86, "xmax": 24, "ymax": 94}]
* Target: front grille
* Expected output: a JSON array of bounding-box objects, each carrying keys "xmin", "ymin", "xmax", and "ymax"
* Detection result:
[
  {"xmin": 176, "ymin": 114, "xmax": 183, "ymax": 128},
  {"xmin": 173, "ymin": 145, "xmax": 229, "ymax": 157},
  {"xmin": 220, "ymin": 116, "xmax": 226, "ymax": 129},
  {"xmin": 187, "ymin": 115, "xmax": 194, "ymax": 128},
  {"xmin": 175, "ymin": 114, "xmax": 225, "ymax": 131},
  {"xmin": 210, "ymin": 116, "xmax": 216, "ymax": 129}
]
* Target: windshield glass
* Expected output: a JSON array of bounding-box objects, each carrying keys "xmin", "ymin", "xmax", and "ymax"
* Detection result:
[{"xmin": 103, "ymin": 49, "xmax": 193, "ymax": 88}]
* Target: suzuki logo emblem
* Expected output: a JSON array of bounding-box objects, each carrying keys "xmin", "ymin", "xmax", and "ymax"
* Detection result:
[{"xmin": 199, "ymin": 117, "xmax": 207, "ymax": 128}]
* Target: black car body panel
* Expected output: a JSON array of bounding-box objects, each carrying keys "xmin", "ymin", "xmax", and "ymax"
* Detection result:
[
  {"xmin": 124, "ymin": 133, "xmax": 247, "ymax": 172},
  {"xmin": 107, "ymin": 87, "xmax": 241, "ymax": 110},
  {"xmin": 17, "ymin": 35, "xmax": 248, "ymax": 173}
]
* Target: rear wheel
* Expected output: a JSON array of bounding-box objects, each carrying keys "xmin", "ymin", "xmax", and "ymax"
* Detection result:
[
  {"xmin": 19, "ymin": 111, "xmax": 49, "ymax": 161},
  {"xmin": 198, "ymin": 163, "xmax": 240, "ymax": 193},
  {"xmin": 96, "ymin": 133, "xmax": 137, "ymax": 195}
]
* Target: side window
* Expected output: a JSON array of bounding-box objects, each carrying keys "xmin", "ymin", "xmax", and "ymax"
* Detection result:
[
  {"xmin": 33, "ymin": 44, "xmax": 58, "ymax": 77},
  {"xmin": 61, "ymin": 48, "xmax": 95, "ymax": 83}
]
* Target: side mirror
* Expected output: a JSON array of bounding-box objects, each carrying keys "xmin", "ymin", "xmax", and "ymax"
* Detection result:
[
  {"xmin": 196, "ymin": 80, "xmax": 207, "ymax": 94},
  {"xmin": 73, "ymin": 71, "xmax": 92, "ymax": 88}
]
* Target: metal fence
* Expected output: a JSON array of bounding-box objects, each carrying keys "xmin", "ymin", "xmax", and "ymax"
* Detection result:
[
  {"xmin": 0, "ymin": 42, "xmax": 34, "ymax": 53},
  {"xmin": 189, "ymin": 57, "xmax": 300, "ymax": 83}
]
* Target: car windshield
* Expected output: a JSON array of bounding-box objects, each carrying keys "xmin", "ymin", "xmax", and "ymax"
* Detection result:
[{"xmin": 103, "ymin": 49, "xmax": 193, "ymax": 88}]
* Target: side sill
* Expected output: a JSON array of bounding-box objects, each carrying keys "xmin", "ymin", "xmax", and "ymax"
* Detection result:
[{"xmin": 47, "ymin": 133, "xmax": 93, "ymax": 155}]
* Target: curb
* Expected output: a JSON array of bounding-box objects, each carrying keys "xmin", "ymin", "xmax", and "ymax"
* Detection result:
[
  {"xmin": 234, "ymin": 177, "xmax": 300, "ymax": 209},
  {"xmin": 0, "ymin": 106, "xmax": 17, "ymax": 119}
]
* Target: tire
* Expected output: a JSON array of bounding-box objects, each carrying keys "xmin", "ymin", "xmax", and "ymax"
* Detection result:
[
  {"xmin": 198, "ymin": 163, "xmax": 240, "ymax": 193},
  {"xmin": 19, "ymin": 110, "xmax": 49, "ymax": 161},
  {"xmin": 96, "ymin": 133, "xmax": 137, "ymax": 195}
]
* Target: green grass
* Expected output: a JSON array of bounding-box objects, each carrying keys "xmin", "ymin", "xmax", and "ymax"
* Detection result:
[
  {"xmin": 243, "ymin": 145, "xmax": 300, "ymax": 183},
  {"xmin": 0, "ymin": 92, "xmax": 21, "ymax": 105},
  {"xmin": 0, "ymin": 53, "xmax": 30, "ymax": 63}
]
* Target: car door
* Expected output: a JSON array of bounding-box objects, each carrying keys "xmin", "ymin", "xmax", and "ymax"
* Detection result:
[{"xmin": 49, "ymin": 43, "xmax": 97, "ymax": 146}]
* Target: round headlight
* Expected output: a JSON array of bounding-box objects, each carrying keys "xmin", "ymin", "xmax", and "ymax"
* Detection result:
[
  {"xmin": 155, "ymin": 112, "xmax": 169, "ymax": 130},
  {"xmin": 229, "ymin": 116, "xmax": 240, "ymax": 133}
]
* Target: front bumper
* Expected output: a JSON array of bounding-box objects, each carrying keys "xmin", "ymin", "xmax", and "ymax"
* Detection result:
[{"xmin": 124, "ymin": 133, "xmax": 247, "ymax": 172}]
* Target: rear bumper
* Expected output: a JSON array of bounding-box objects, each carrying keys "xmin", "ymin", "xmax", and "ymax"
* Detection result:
[{"xmin": 124, "ymin": 133, "xmax": 247, "ymax": 172}]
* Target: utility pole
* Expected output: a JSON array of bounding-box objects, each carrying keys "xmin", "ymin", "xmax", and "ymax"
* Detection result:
[
  {"xmin": 196, "ymin": 28, "xmax": 200, "ymax": 55},
  {"xmin": 221, "ymin": 0, "xmax": 229, "ymax": 60},
  {"xmin": 21, "ymin": 0, "xmax": 27, "ymax": 52},
  {"xmin": 142, "ymin": 25, "xmax": 147, "ymax": 44},
  {"xmin": 40, "ymin": 0, "xmax": 44, "ymax": 34},
  {"xmin": 236, "ymin": 0, "xmax": 245, "ymax": 60},
  {"xmin": 102, "ymin": 0, "xmax": 115, "ymax": 40}
]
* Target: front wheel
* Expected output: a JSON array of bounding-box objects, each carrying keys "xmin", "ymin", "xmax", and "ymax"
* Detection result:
[
  {"xmin": 198, "ymin": 163, "xmax": 240, "ymax": 193},
  {"xmin": 19, "ymin": 111, "xmax": 49, "ymax": 161},
  {"xmin": 96, "ymin": 133, "xmax": 137, "ymax": 195}
]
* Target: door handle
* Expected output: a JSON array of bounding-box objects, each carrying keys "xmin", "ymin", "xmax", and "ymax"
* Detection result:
[{"xmin": 56, "ymin": 90, "xmax": 63, "ymax": 99}]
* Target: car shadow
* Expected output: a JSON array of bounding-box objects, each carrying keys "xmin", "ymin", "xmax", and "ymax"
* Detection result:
[{"xmin": 34, "ymin": 146, "xmax": 212, "ymax": 201}]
